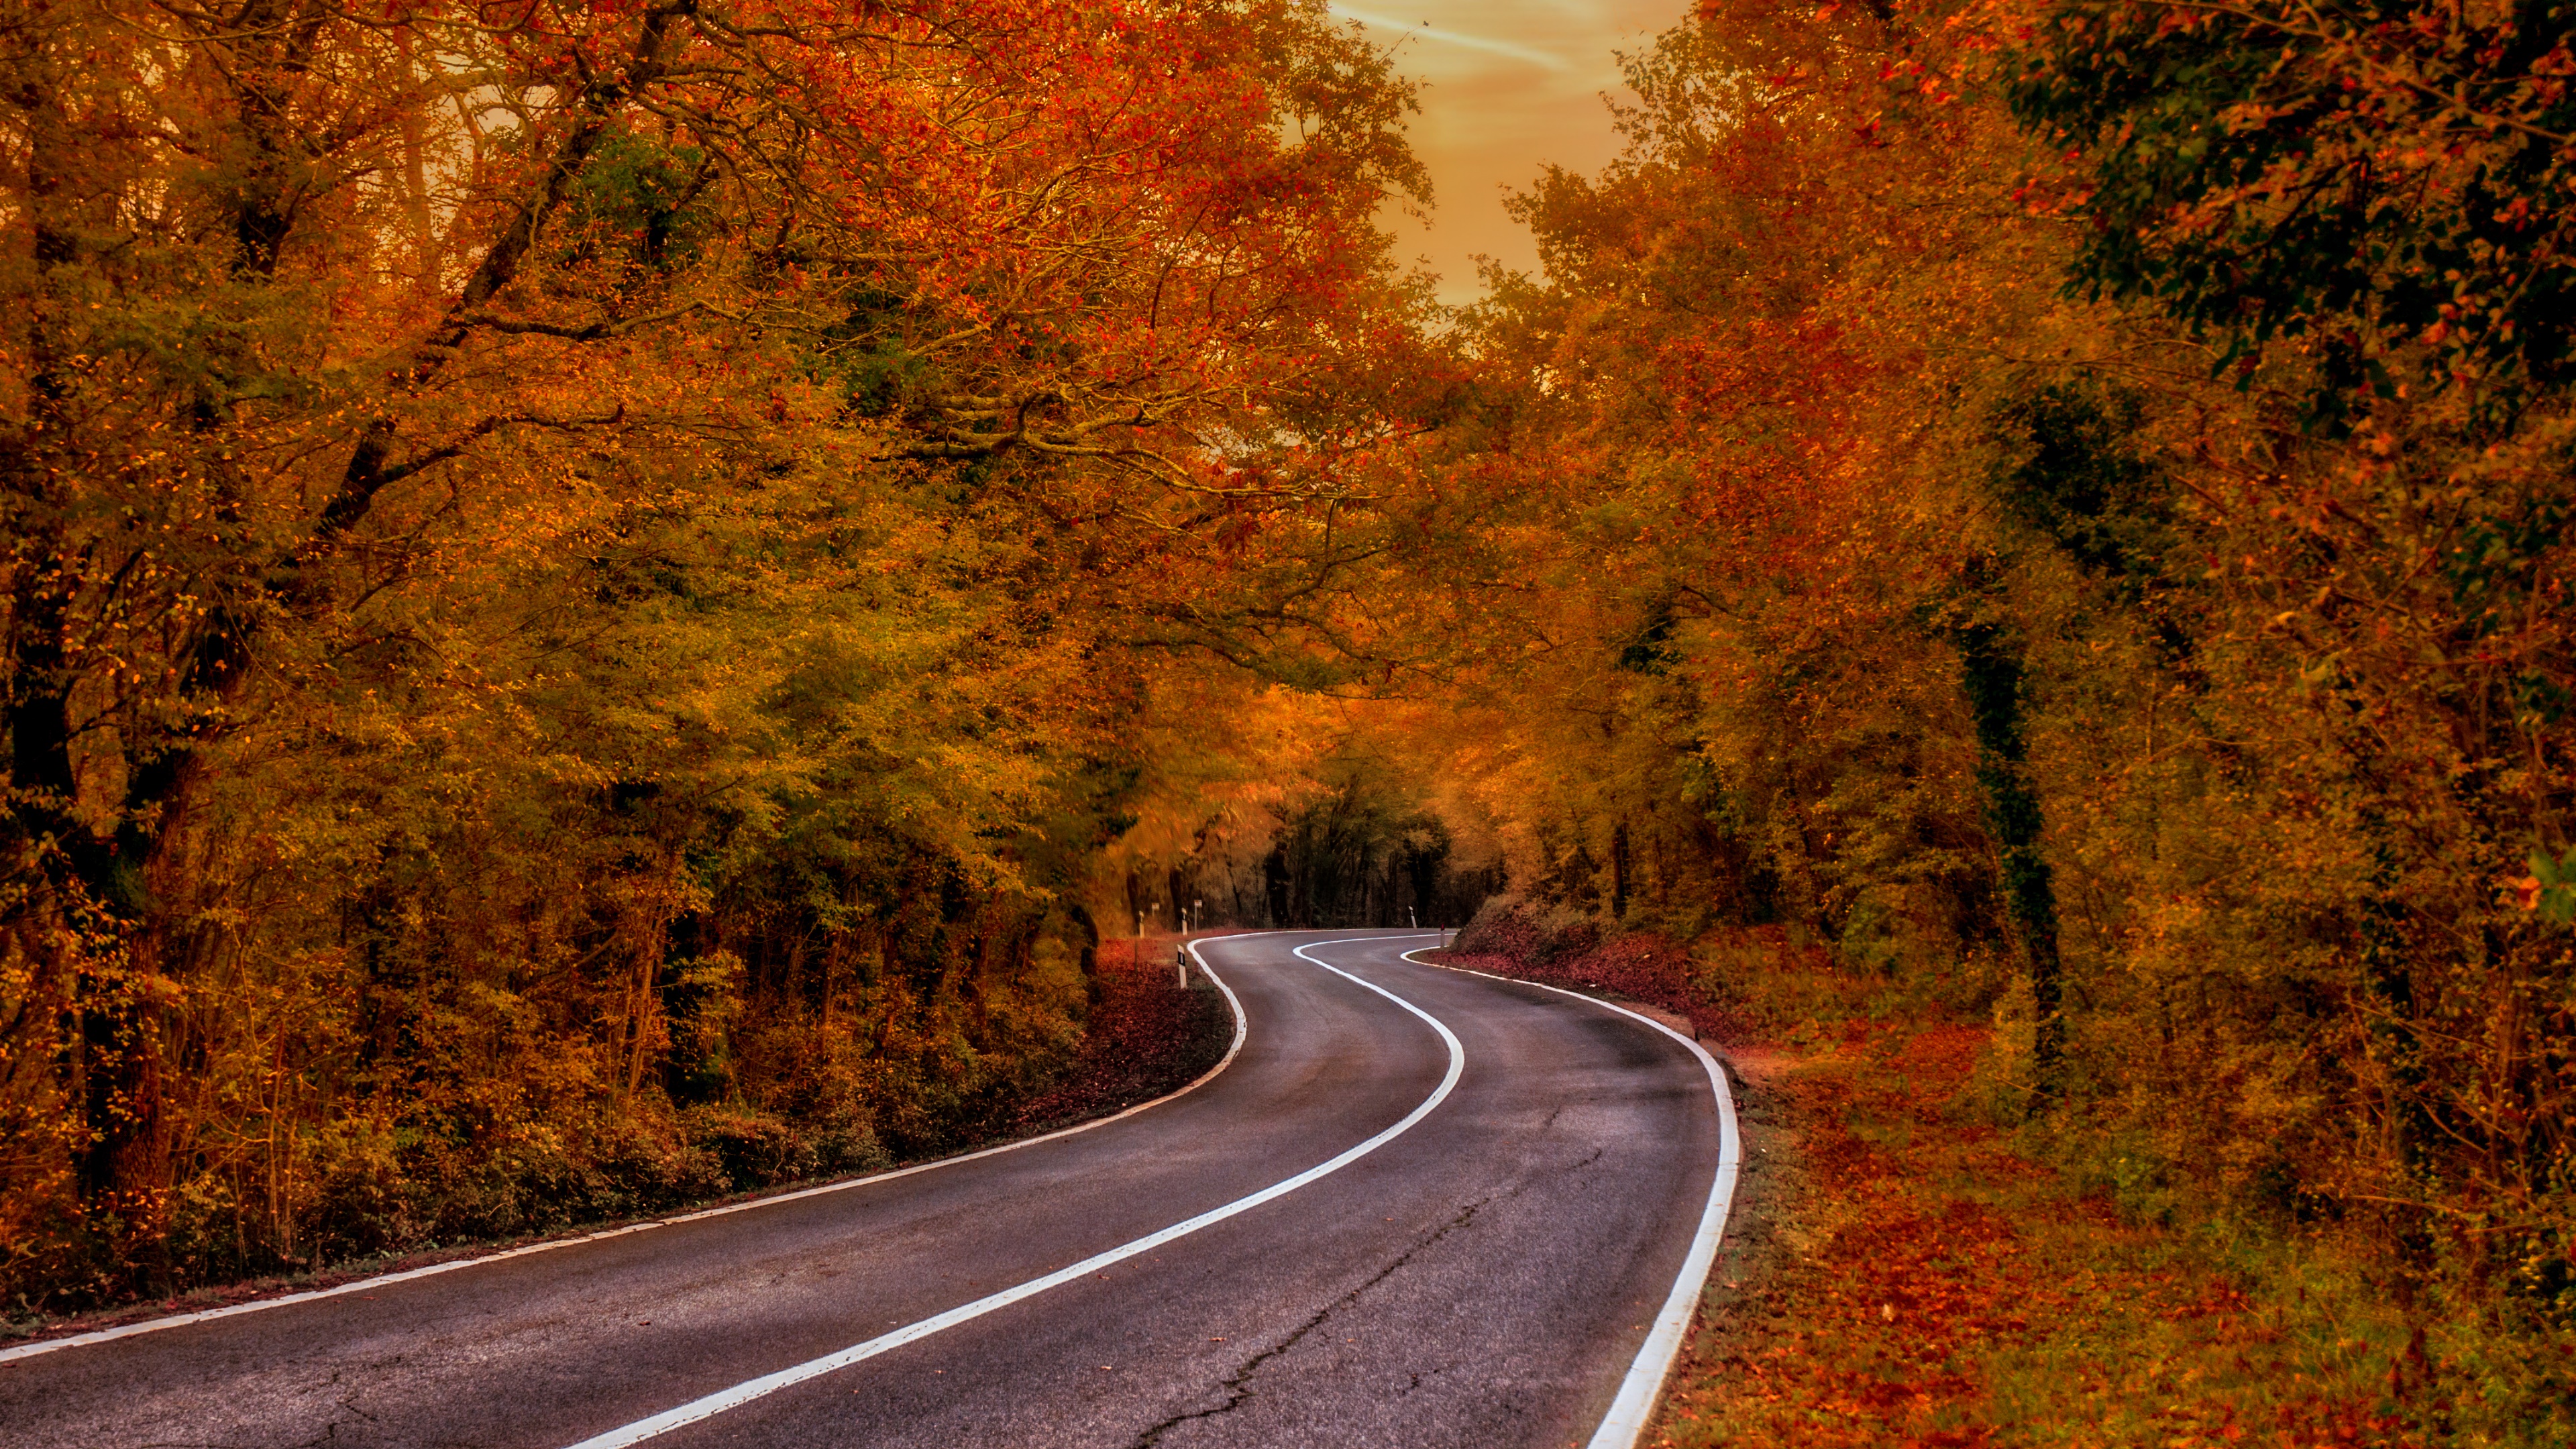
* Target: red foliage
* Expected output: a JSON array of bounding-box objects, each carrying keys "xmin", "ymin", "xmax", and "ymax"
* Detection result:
[
  {"xmin": 1440, "ymin": 905, "xmax": 2436, "ymax": 1445},
  {"xmin": 1010, "ymin": 935, "xmax": 1232, "ymax": 1132},
  {"xmin": 1645, "ymin": 1009, "xmax": 2432, "ymax": 1448},
  {"xmin": 1440, "ymin": 904, "xmax": 1827, "ymax": 1042}
]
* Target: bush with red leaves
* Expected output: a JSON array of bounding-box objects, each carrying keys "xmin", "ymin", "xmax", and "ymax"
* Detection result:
[
  {"xmin": 1444, "ymin": 895, "xmax": 1751, "ymax": 1040},
  {"xmin": 1010, "ymin": 934, "xmax": 1234, "ymax": 1132}
]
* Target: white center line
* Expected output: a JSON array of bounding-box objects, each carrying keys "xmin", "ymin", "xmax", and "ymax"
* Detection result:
[{"xmin": 557, "ymin": 933, "xmax": 1452, "ymax": 1449}]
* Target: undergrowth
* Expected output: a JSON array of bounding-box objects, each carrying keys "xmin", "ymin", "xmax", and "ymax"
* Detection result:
[{"xmin": 1, "ymin": 933, "xmax": 1232, "ymax": 1342}]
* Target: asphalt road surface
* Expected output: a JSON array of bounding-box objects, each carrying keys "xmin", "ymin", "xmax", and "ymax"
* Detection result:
[{"xmin": 1, "ymin": 930, "xmax": 1732, "ymax": 1449}]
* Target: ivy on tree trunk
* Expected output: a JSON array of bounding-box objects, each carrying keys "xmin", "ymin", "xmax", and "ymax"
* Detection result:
[{"xmin": 1958, "ymin": 620, "xmax": 2065, "ymax": 1097}]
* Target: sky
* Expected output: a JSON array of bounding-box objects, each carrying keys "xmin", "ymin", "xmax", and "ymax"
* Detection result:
[{"xmin": 1326, "ymin": 1, "xmax": 1691, "ymax": 305}]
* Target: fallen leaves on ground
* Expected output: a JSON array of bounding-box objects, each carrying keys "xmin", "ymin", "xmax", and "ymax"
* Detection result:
[{"xmin": 1650, "ymin": 1016, "xmax": 2430, "ymax": 1449}]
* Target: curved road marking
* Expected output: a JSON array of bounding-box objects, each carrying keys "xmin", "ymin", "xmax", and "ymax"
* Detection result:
[
  {"xmin": 0, "ymin": 934, "xmax": 1270, "ymax": 1370},
  {"xmin": 557, "ymin": 933, "xmax": 1455, "ymax": 1449},
  {"xmin": 1399, "ymin": 949, "xmax": 1743, "ymax": 1449}
]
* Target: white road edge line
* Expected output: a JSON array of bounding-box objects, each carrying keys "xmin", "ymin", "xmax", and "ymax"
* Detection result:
[
  {"xmin": 0, "ymin": 932, "xmax": 1281, "ymax": 1369},
  {"xmin": 553, "ymin": 932, "xmax": 1451, "ymax": 1449},
  {"xmin": 1399, "ymin": 948, "xmax": 1742, "ymax": 1449}
]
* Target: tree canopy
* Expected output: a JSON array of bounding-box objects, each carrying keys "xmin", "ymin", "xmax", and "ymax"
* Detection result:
[{"xmin": 5, "ymin": 3, "xmax": 2573, "ymax": 1424}]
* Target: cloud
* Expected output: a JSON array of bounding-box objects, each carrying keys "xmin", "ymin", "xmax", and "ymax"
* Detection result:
[
  {"xmin": 1326, "ymin": 4, "xmax": 1578, "ymax": 71},
  {"xmin": 1340, "ymin": 0, "xmax": 1685, "ymax": 303}
]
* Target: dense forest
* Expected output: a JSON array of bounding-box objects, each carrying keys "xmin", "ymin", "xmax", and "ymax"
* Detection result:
[
  {"xmin": 5, "ymin": 0, "xmax": 2573, "ymax": 1423},
  {"xmin": 0, "ymin": 0, "xmax": 1460, "ymax": 1307},
  {"xmin": 1395, "ymin": 0, "xmax": 2576, "ymax": 1432}
]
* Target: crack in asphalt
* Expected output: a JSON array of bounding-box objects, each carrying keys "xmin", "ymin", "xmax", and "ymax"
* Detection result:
[
  {"xmin": 1124, "ymin": 1193, "xmax": 1499, "ymax": 1448},
  {"xmin": 298, "ymin": 1391, "xmax": 378, "ymax": 1448},
  {"xmin": 131, "ymin": 1371, "xmax": 384, "ymax": 1449},
  {"xmin": 1124, "ymin": 1138, "xmax": 1615, "ymax": 1446}
]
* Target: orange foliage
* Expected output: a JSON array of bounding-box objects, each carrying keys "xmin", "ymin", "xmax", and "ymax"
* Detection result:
[{"xmin": 0, "ymin": 0, "xmax": 1436, "ymax": 1310}]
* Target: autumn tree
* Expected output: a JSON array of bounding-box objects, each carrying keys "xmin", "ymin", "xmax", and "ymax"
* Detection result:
[
  {"xmin": 0, "ymin": 0, "xmax": 1434, "ymax": 1304},
  {"xmin": 1395, "ymin": 0, "xmax": 2575, "ymax": 1424}
]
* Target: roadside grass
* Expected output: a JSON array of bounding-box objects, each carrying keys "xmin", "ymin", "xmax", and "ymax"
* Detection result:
[{"xmin": 1654, "ymin": 1016, "xmax": 2463, "ymax": 1449}]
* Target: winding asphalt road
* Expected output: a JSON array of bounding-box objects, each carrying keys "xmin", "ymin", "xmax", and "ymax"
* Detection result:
[{"xmin": 0, "ymin": 931, "xmax": 1733, "ymax": 1449}]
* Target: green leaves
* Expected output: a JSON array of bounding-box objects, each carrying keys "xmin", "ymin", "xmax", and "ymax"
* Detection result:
[
  {"xmin": 1987, "ymin": 383, "xmax": 2174, "ymax": 585},
  {"xmin": 2524, "ymin": 845, "xmax": 2576, "ymax": 925},
  {"xmin": 565, "ymin": 128, "xmax": 716, "ymax": 275},
  {"xmin": 2004, "ymin": 0, "xmax": 2576, "ymax": 431}
]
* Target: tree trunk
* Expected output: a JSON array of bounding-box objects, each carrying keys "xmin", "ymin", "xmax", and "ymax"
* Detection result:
[{"xmin": 1957, "ymin": 620, "xmax": 2064, "ymax": 1096}]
